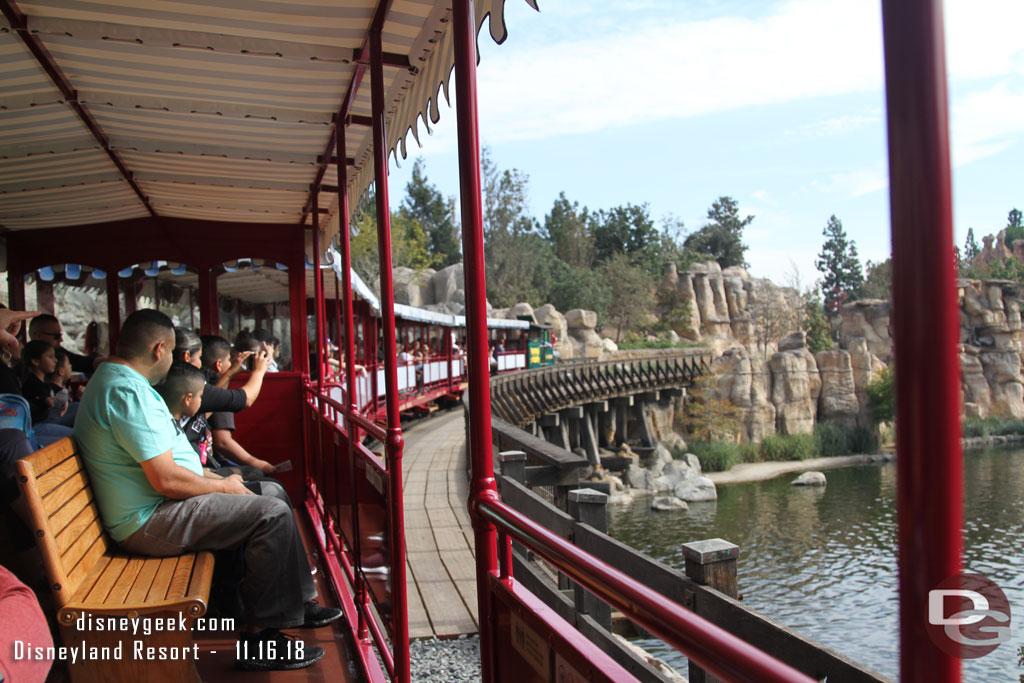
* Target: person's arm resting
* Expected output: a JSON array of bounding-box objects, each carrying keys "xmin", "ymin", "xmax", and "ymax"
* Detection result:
[
  {"xmin": 140, "ymin": 450, "xmax": 251, "ymax": 497},
  {"xmin": 211, "ymin": 429, "xmax": 275, "ymax": 474}
]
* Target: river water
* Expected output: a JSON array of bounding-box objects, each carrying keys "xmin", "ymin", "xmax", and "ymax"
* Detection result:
[{"xmin": 606, "ymin": 447, "xmax": 1024, "ymax": 681}]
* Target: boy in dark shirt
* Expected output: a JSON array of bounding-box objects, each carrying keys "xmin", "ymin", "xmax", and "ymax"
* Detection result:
[
  {"xmin": 200, "ymin": 336, "xmax": 276, "ymax": 474},
  {"xmin": 20, "ymin": 340, "xmax": 58, "ymax": 425}
]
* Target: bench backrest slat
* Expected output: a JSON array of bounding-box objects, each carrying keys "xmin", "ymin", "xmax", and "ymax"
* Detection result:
[
  {"xmin": 29, "ymin": 438, "xmax": 78, "ymax": 479},
  {"xmin": 49, "ymin": 487, "xmax": 94, "ymax": 534},
  {"xmin": 16, "ymin": 438, "xmax": 111, "ymax": 608}
]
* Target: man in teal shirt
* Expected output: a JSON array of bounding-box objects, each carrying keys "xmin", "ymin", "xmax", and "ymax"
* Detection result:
[{"xmin": 73, "ymin": 310, "xmax": 339, "ymax": 671}]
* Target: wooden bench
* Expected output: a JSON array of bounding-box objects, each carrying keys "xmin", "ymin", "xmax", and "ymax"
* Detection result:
[{"xmin": 16, "ymin": 437, "xmax": 214, "ymax": 683}]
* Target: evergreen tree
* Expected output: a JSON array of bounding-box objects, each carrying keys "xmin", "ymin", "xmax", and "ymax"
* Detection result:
[
  {"xmin": 1005, "ymin": 209, "xmax": 1024, "ymax": 251},
  {"xmin": 1009, "ymin": 208, "xmax": 1023, "ymax": 229},
  {"xmin": 401, "ymin": 158, "xmax": 461, "ymax": 267},
  {"xmin": 861, "ymin": 258, "xmax": 892, "ymax": 300},
  {"xmin": 964, "ymin": 227, "xmax": 980, "ymax": 262},
  {"xmin": 683, "ymin": 196, "xmax": 751, "ymax": 268},
  {"xmin": 480, "ymin": 148, "xmax": 553, "ymax": 306},
  {"xmin": 815, "ymin": 215, "xmax": 863, "ymax": 314},
  {"xmin": 803, "ymin": 289, "xmax": 834, "ymax": 353},
  {"xmin": 592, "ymin": 203, "xmax": 661, "ymax": 272},
  {"xmin": 349, "ymin": 194, "xmax": 435, "ymax": 285},
  {"xmin": 602, "ymin": 253, "xmax": 654, "ymax": 341},
  {"xmin": 543, "ymin": 192, "xmax": 595, "ymax": 269}
]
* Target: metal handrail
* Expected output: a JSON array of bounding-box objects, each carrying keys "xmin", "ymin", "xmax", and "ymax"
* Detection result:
[{"xmin": 477, "ymin": 495, "xmax": 815, "ymax": 683}]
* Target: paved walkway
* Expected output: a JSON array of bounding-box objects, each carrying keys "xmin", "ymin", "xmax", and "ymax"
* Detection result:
[
  {"xmin": 706, "ymin": 453, "xmax": 894, "ymax": 485},
  {"xmin": 401, "ymin": 409, "xmax": 479, "ymax": 638}
]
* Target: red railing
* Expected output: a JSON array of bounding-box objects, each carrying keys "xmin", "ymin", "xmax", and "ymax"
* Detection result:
[
  {"xmin": 302, "ymin": 383, "xmax": 400, "ymax": 683},
  {"xmin": 477, "ymin": 494, "xmax": 815, "ymax": 683}
]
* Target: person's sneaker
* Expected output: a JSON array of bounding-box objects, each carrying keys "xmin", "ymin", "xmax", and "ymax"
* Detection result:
[
  {"xmin": 235, "ymin": 629, "xmax": 325, "ymax": 671},
  {"xmin": 302, "ymin": 601, "xmax": 343, "ymax": 628}
]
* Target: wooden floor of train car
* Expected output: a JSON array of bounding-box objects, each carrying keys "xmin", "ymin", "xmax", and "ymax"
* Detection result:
[{"xmin": 192, "ymin": 510, "xmax": 361, "ymax": 683}]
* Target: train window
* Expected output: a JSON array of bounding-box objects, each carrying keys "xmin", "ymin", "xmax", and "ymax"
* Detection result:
[
  {"xmin": 217, "ymin": 260, "xmax": 292, "ymax": 371},
  {"xmin": 22, "ymin": 264, "xmax": 115, "ymax": 356}
]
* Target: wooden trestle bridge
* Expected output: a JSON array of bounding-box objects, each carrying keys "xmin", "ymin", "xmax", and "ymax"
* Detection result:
[{"xmin": 405, "ymin": 349, "xmax": 888, "ymax": 683}]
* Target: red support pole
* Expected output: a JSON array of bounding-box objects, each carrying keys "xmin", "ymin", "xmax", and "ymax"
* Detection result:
[
  {"xmin": 123, "ymin": 273, "xmax": 137, "ymax": 315},
  {"xmin": 881, "ymin": 1, "xmax": 961, "ymax": 681},
  {"xmin": 451, "ymin": 2, "xmax": 499, "ymax": 682},
  {"xmin": 9, "ymin": 270, "xmax": 26, "ymax": 343},
  {"xmin": 289, "ymin": 262, "xmax": 309, "ymax": 376},
  {"xmin": 106, "ymin": 272, "xmax": 121, "ymax": 353},
  {"xmin": 369, "ymin": 26, "xmax": 410, "ymax": 683},
  {"xmin": 335, "ymin": 121, "xmax": 367, "ymax": 639},
  {"xmin": 312, "ymin": 194, "xmax": 326, "ymax": 395},
  {"xmin": 197, "ymin": 269, "xmax": 218, "ymax": 336}
]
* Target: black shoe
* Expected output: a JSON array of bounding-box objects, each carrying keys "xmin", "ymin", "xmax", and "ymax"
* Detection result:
[
  {"xmin": 235, "ymin": 629, "xmax": 325, "ymax": 671},
  {"xmin": 302, "ymin": 601, "xmax": 343, "ymax": 628}
]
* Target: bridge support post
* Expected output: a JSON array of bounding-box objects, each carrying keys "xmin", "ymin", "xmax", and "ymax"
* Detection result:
[
  {"xmin": 568, "ymin": 488, "xmax": 611, "ymax": 630},
  {"xmin": 614, "ymin": 396, "xmax": 632, "ymax": 446},
  {"xmin": 634, "ymin": 400, "xmax": 655, "ymax": 448},
  {"xmin": 682, "ymin": 538, "xmax": 740, "ymax": 683},
  {"xmin": 580, "ymin": 409, "xmax": 600, "ymax": 467}
]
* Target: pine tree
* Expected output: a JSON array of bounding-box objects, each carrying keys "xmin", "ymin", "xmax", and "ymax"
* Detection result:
[
  {"xmin": 401, "ymin": 158, "xmax": 461, "ymax": 267},
  {"xmin": 683, "ymin": 196, "xmax": 751, "ymax": 268},
  {"xmin": 815, "ymin": 215, "xmax": 863, "ymax": 315},
  {"xmin": 964, "ymin": 227, "xmax": 980, "ymax": 262},
  {"xmin": 1005, "ymin": 209, "xmax": 1024, "ymax": 251}
]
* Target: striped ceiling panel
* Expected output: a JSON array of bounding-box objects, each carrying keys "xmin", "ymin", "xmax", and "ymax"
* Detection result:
[{"xmin": 0, "ymin": 0, "xmax": 536, "ymax": 237}]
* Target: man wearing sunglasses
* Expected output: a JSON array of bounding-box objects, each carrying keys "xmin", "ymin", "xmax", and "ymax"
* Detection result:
[{"xmin": 28, "ymin": 314, "xmax": 104, "ymax": 375}]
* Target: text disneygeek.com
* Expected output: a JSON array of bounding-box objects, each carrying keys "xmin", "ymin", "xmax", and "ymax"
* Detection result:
[{"xmin": 10, "ymin": 614, "xmax": 236, "ymax": 663}]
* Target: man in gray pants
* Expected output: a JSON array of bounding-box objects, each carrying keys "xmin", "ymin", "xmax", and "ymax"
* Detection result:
[{"xmin": 73, "ymin": 309, "xmax": 340, "ymax": 671}]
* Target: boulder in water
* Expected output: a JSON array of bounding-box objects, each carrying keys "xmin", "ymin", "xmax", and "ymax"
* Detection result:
[{"xmin": 791, "ymin": 471, "xmax": 827, "ymax": 486}]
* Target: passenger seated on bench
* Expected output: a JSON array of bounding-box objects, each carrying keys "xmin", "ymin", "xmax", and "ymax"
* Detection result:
[
  {"xmin": 46, "ymin": 347, "xmax": 74, "ymax": 420},
  {"xmin": 159, "ymin": 360, "xmax": 286, "ymax": 500},
  {"xmin": 176, "ymin": 327, "xmax": 269, "ymax": 412},
  {"xmin": 19, "ymin": 341, "xmax": 74, "ymax": 442},
  {"xmin": 251, "ymin": 329, "xmax": 278, "ymax": 373},
  {"xmin": 199, "ymin": 337, "xmax": 275, "ymax": 475},
  {"xmin": 27, "ymin": 313, "xmax": 103, "ymax": 376},
  {"xmin": 73, "ymin": 309, "xmax": 339, "ymax": 671}
]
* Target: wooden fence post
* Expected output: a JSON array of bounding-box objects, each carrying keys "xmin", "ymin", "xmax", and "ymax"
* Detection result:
[
  {"xmin": 498, "ymin": 450, "xmax": 527, "ymax": 484},
  {"xmin": 682, "ymin": 538, "xmax": 740, "ymax": 683},
  {"xmin": 568, "ymin": 488, "xmax": 611, "ymax": 630}
]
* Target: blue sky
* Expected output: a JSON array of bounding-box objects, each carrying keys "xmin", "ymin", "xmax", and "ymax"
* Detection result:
[{"xmin": 387, "ymin": 0, "xmax": 1024, "ymax": 286}]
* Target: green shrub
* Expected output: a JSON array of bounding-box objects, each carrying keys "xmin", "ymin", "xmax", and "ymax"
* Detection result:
[
  {"xmin": 963, "ymin": 418, "xmax": 989, "ymax": 438},
  {"xmin": 738, "ymin": 442, "xmax": 761, "ymax": 463},
  {"xmin": 760, "ymin": 434, "xmax": 815, "ymax": 461},
  {"xmin": 865, "ymin": 366, "xmax": 895, "ymax": 424},
  {"xmin": 963, "ymin": 417, "xmax": 1024, "ymax": 438},
  {"xmin": 814, "ymin": 423, "xmax": 850, "ymax": 457},
  {"xmin": 617, "ymin": 332, "xmax": 703, "ymax": 350},
  {"xmin": 848, "ymin": 427, "xmax": 880, "ymax": 454},
  {"xmin": 688, "ymin": 441, "xmax": 742, "ymax": 472}
]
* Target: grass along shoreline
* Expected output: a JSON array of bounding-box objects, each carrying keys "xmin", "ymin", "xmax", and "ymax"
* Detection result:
[
  {"xmin": 684, "ymin": 423, "xmax": 878, "ymax": 474},
  {"xmin": 698, "ymin": 417, "xmax": 1024, "ymax": 485}
]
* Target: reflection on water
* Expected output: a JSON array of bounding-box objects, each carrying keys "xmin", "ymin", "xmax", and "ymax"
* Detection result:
[{"xmin": 607, "ymin": 448, "xmax": 1024, "ymax": 681}]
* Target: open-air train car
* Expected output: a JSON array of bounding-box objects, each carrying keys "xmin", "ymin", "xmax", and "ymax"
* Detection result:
[{"xmin": 1, "ymin": 0, "xmax": 964, "ymax": 681}]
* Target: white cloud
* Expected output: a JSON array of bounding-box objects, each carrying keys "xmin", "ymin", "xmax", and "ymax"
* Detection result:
[
  {"xmin": 476, "ymin": 0, "xmax": 885, "ymax": 143},
  {"xmin": 944, "ymin": 0, "xmax": 1024, "ymax": 81},
  {"xmin": 950, "ymin": 80, "xmax": 1024, "ymax": 168},
  {"xmin": 784, "ymin": 112, "xmax": 881, "ymax": 141}
]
